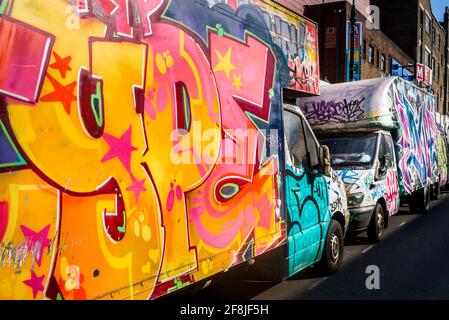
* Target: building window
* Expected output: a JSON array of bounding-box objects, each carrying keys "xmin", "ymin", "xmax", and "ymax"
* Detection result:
[
  {"xmin": 432, "ymin": 27, "xmax": 436, "ymax": 43},
  {"xmin": 380, "ymin": 54, "xmax": 386, "ymax": 71},
  {"xmin": 425, "ymin": 49, "xmax": 431, "ymax": 67},
  {"xmin": 425, "ymin": 14, "xmax": 431, "ymax": 34},
  {"xmin": 368, "ymin": 45, "xmax": 374, "ymax": 64},
  {"xmin": 432, "ymin": 57, "xmax": 435, "ymax": 75},
  {"xmin": 420, "ymin": 8, "xmax": 424, "ymax": 26}
]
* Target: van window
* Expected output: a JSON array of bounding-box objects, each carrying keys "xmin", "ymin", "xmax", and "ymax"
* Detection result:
[
  {"xmin": 319, "ymin": 133, "xmax": 377, "ymax": 169},
  {"xmin": 378, "ymin": 134, "xmax": 395, "ymax": 169},
  {"xmin": 384, "ymin": 134, "xmax": 395, "ymax": 168},
  {"xmin": 303, "ymin": 121, "xmax": 320, "ymax": 168},
  {"xmin": 284, "ymin": 110, "xmax": 307, "ymax": 168}
]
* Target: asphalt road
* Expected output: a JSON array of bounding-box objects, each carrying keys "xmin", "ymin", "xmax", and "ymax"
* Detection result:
[{"xmin": 186, "ymin": 190, "xmax": 449, "ymax": 300}]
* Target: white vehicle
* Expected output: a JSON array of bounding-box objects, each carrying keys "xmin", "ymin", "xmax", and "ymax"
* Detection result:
[{"xmin": 297, "ymin": 77, "xmax": 439, "ymax": 242}]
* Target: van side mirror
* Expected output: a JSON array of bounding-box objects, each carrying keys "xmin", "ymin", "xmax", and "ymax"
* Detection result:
[{"xmin": 319, "ymin": 145, "xmax": 331, "ymax": 176}]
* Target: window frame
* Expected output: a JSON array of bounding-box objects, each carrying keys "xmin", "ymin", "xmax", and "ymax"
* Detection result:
[
  {"xmin": 368, "ymin": 45, "xmax": 374, "ymax": 64},
  {"xmin": 425, "ymin": 13, "xmax": 431, "ymax": 34},
  {"xmin": 283, "ymin": 108, "xmax": 321, "ymax": 171},
  {"xmin": 419, "ymin": 8, "xmax": 424, "ymax": 26},
  {"xmin": 301, "ymin": 116, "xmax": 321, "ymax": 170},
  {"xmin": 283, "ymin": 109, "xmax": 307, "ymax": 169},
  {"xmin": 380, "ymin": 54, "xmax": 386, "ymax": 71},
  {"xmin": 381, "ymin": 134, "xmax": 395, "ymax": 169},
  {"xmin": 425, "ymin": 49, "xmax": 431, "ymax": 67}
]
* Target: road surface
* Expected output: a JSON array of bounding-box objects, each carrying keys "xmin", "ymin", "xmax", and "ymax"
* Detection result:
[{"xmin": 184, "ymin": 190, "xmax": 449, "ymax": 300}]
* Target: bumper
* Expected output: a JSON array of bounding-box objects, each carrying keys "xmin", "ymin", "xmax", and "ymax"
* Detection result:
[{"xmin": 348, "ymin": 205, "xmax": 375, "ymax": 232}]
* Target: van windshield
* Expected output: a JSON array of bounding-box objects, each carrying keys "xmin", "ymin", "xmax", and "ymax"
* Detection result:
[{"xmin": 319, "ymin": 134, "xmax": 378, "ymax": 169}]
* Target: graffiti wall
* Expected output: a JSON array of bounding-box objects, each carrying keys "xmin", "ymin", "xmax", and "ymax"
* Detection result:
[{"xmin": 0, "ymin": 0, "xmax": 307, "ymax": 300}]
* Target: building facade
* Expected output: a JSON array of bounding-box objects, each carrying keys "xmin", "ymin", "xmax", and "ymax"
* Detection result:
[
  {"xmin": 304, "ymin": 1, "xmax": 414, "ymax": 85},
  {"xmin": 373, "ymin": 0, "xmax": 449, "ymax": 115}
]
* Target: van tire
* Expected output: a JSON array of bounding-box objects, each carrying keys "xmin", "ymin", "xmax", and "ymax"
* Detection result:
[
  {"xmin": 431, "ymin": 183, "xmax": 440, "ymax": 200},
  {"xmin": 409, "ymin": 188, "xmax": 430, "ymax": 214},
  {"xmin": 318, "ymin": 220, "xmax": 344, "ymax": 275},
  {"xmin": 367, "ymin": 204, "xmax": 385, "ymax": 243}
]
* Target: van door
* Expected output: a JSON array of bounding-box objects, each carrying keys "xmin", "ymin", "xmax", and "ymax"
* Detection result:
[
  {"xmin": 378, "ymin": 133, "xmax": 399, "ymax": 215},
  {"xmin": 283, "ymin": 109, "xmax": 330, "ymax": 275}
]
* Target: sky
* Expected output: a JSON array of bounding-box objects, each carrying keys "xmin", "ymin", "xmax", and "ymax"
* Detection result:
[{"xmin": 431, "ymin": 0, "xmax": 448, "ymax": 21}]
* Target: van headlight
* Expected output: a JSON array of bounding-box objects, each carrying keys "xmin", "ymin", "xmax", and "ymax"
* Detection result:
[{"xmin": 347, "ymin": 192, "xmax": 364, "ymax": 207}]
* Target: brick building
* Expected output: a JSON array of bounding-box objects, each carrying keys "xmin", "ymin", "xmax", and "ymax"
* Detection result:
[
  {"xmin": 372, "ymin": 0, "xmax": 449, "ymax": 115},
  {"xmin": 276, "ymin": 0, "xmax": 370, "ymax": 17},
  {"xmin": 304, "ymin": 1, "xmax": 414, "ymax": 84}
]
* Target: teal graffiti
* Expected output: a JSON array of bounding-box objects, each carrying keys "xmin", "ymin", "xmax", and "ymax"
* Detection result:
[{"xmin": 286, "ymin": 165, "xmax": 331, "ymax": 276}]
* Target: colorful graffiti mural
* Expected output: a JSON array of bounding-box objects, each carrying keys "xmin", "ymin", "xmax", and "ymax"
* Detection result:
[
  {"xmin": 282, "ymin": 106, "xmax": 348, "ymax": 276},
  {"xmin": 238, "ymin": 0, "xmax": 320, "ymax": 94},
  {"xmin": 297, "ymin": 77, "xmax": 439, "ymax": 198},
  {"xmin": 285, "ymin": 164, "xmax": 329, "ymax": 275},
  {"xmin": 392, "ymin": 79, "xmax": 439, "ymax": 195},
  {"xmin": 0, "ymin": 0, "xmax": 322, "ymax": 300},
  {"xmin": 436, "ymin": 128, "xmax": 448, "ymax": 187},
  {"xmin": 337, "ymin": 167, "xmax": 398, "ymax": 216}
]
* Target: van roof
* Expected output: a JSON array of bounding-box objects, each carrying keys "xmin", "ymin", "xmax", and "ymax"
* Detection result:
[{"xmin": 295, "ymin": 76, "xmax": 435, "ymax": 134}]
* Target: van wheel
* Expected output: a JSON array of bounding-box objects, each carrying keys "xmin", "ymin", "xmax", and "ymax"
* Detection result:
[
  {"xmin": 319, "ymin": 220, "xmax": 344, "ymax": 274},
  {"xmin": 367, "ymin": 204, "xmax": 385, "ymax": 243},
  {"xmin": 409, "ymin": 188, "xmax": 430, "ymax": 214},
  {"xmin": 431, "ymin": 183, "xmax": 440, "ymax": 200}
]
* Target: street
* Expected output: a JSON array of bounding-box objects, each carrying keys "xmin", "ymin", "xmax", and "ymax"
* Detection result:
[{"xmin": 185, "ymin": 190, "xmax": 449, "ymax": 300}]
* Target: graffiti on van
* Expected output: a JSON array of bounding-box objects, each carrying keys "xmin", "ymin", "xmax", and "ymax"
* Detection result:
[
  {"xmin": 0, "ymin": 0, "xmax": 320, "ymax": 300},
  {"xmin": 392, "ymin": 80, "xmax": 438, "ymax": 195},
  {"xmin": 385, "ymin": 170, "xmax": 399, "ymax": 214},
  {"xmin": 236, "ymin": 0, "xmax": 320, "ymax": 94},
  {"xmin": 338, "ymin": 168, "xmax": 398, "ymax": 216},
  {"xmin": 302, "ymin": 97, "xmax": 366, "ymax": 125},
  {"xmin": 436, "ymin": 128, "xmax": 448, "ymax": 187},
  {"xmin": 285, "ymin": 161, "xmax": 347, "ymax": 276}
]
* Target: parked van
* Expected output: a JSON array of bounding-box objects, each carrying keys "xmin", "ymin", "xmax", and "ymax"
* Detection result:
[
  {"xmin": 282, "ymin": 103, "xmax": 349, "ymax": 276},
  {"xmin": 0, "ymin": 0, "xmax": 348, "ymax": 300},
  {"xmin": 297, "ymin": 77, "xmax": 439, "ymax": 242}
]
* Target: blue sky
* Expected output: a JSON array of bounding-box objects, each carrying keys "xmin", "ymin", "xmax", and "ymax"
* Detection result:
[{"xmin": 431, "ymin": 0, "xmax": 448, "ymax": 21}]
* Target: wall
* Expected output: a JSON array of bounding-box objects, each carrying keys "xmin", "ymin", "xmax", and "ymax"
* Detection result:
[
  {"xmin": 305, "ymin": 1, "xmax": 414, "ymax": 83},
  {"xmin": 0, "ymin": 0, "xmax": 317, "ymax": 300},
  {"xmin": 361, "ymin": 20, "xmax": 415, "ymax": 80},
  {"xmin": 297, "ymin": 0, "xmax": 371, "ymax": 17}
]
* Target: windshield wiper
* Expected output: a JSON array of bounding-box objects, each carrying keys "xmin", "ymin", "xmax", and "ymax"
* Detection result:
[{"xmin": 334, "ymin": 161, "xmax": 370, "ymax": 166}]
